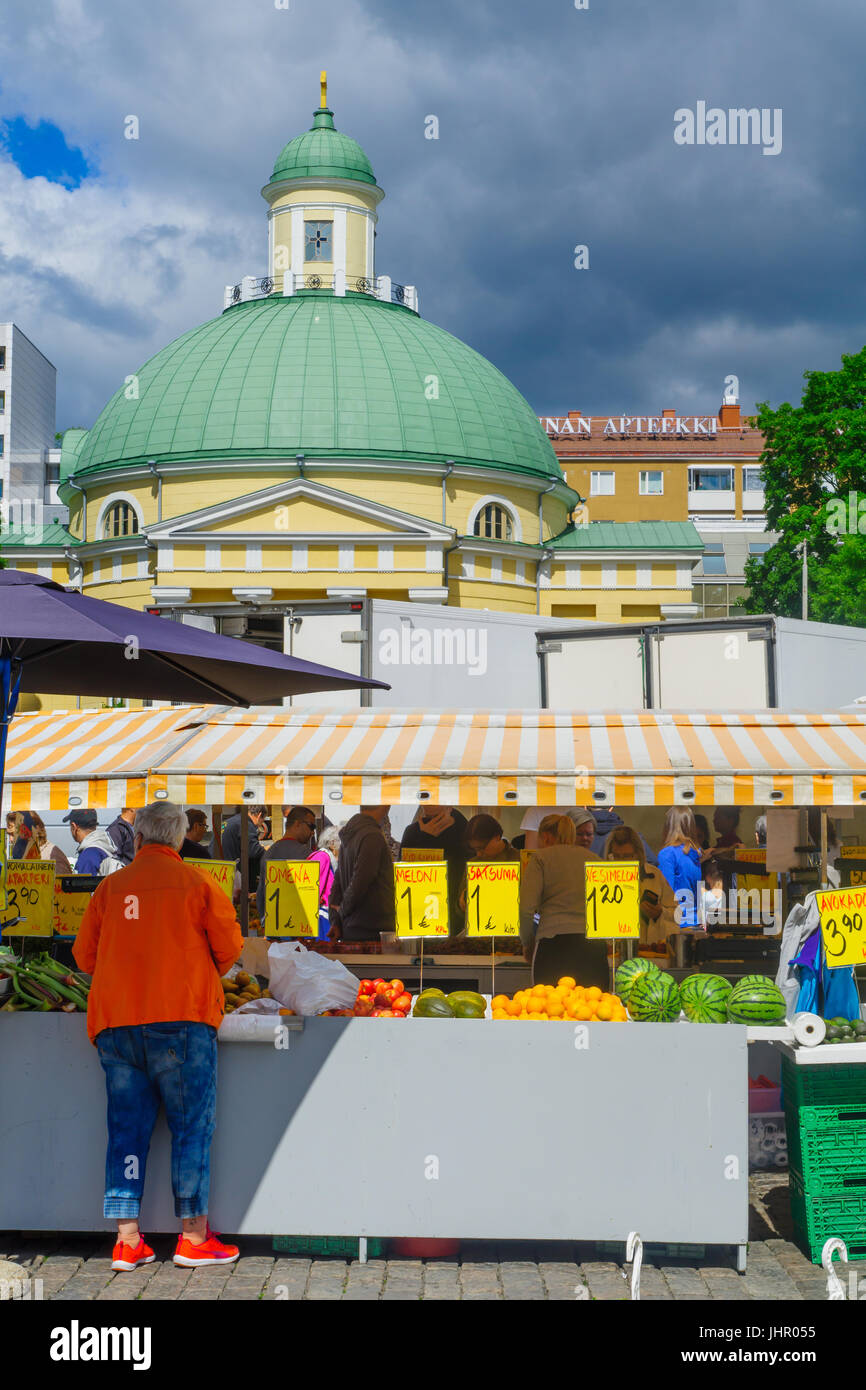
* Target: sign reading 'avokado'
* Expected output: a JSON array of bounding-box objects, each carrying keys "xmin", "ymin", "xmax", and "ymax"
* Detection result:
[{"xmin": 816, "ymin": 886, "xmax": 866, "ymax": 968}]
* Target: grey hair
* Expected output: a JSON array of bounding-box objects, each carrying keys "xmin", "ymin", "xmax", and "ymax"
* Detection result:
[
  {"xmin": 317, "ymin": 825, "xmax": 342, "ymax": 856},
  {"xmin": 134, "ymin": 801, "xmax": 187, "ymax": 850}
]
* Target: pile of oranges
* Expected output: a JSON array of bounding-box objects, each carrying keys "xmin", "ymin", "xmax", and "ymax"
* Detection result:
[{"xmin": 491, "ymin": 976, "xmax": 628, "ymax": 1022}]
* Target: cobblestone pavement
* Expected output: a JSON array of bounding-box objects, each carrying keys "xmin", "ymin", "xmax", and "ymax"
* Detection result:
[{"xmin": 1, "ymin": 1176, "xmax": 861, "ymax": 1301}]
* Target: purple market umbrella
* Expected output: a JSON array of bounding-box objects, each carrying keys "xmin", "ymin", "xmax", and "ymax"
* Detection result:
[{"xmin": 0, "ymin": 569, "xmax": 388, "ymax": 811}]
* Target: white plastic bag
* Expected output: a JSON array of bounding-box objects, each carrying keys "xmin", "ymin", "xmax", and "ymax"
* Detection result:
[{"xmin": 267, "ymin": 941, "xmax": 358, "ymax": 1016}]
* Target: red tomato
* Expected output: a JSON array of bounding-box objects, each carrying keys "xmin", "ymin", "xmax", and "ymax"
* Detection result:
[
  {"xmin": 392, "ymin": 1007, "xmax": 408, "ymax": 1018},
  {"xmin": 372, "ymin": 978, "xmax": 387, "ymax": 991},
  {"xmin": 389, "ymin": 979, "xmax": 405, "ymax": 995},
  {"xmin": 393, "ymin": 992, "xmax": 412, "ymax": 1013},
  {"xmin": 374, "ymin": 992, "xmax": 391, "ymax": 1008},
  {"xmin": 371, "ymin": 1007, "xmax": 386, "ymax": 1017},
  {"xmin": 377, "ymin": 1009, "xmax": 396, "ymax": 1018},
  {"xmin": 354, "ymin": 996, "xmax": 374, "ymax": 1016},
  {"xmin": 358, "ymin": 980, "xmax": 376, "ymax": 996}
]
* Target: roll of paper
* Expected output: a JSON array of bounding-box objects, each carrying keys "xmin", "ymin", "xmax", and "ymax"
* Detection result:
[{"xmin": 792, "ymin": 1012, "xmax": 826, "ymax": 1048}]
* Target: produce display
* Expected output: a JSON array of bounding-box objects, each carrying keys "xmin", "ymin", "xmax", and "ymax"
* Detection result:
[
  {"xmin": 823, "ymin": 1017, "xmax": 866, "ymax": 1043},
  {"xmin": 679, "ymin": 973, "xmax": 732, "ymax": 1024},
  {"xmin": 414, "ymin": 988, "xmax": 486, "ymax": 1018},
  {"xmin": 489, "ymin": 977, "xmax": 627, "ymax": 1022},
  {"xmin": 353, "ymin": 978, "xmax": 413, "ymax": 1018},
  {"xmin": 614, "ymin": 956, "xmax": 661, "ymax": 1005},
  {"xmin": 221, "ymin": 971, "xmax": 277, "ymax": 1014},
  {"xmin": 627, "ymin": 970, "xmax": 681, "ymax": 1022},
  {"xmin": 0, "ymin": 949, "xmax": 90, "ymax": 1012},
  {"xmin": 725, "ymin": 976, "xmax": 787, "ymax": 1025}
]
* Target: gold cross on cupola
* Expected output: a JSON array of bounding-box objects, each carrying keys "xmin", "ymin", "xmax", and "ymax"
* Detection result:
[{"xmin": 320, "ymin": 69, "xmax": 327, "ymax": 108}]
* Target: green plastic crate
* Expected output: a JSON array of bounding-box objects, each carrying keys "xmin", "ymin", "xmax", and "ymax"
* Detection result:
[
  {"xmin": 272, "ymin": 1235, "xmax": 386, "ymax": 1259},
  {"xmin": 786, "ymin": 1100, "xmax": 866, "ymax": 1131},
  {"xmin": 781, "ymin": 1055, "xmax": 866, "ymax": 1108},
  {"xmin": 786, "ymin": 1118, "xmax": 866, "ymax": 1195},
  {"xmin": 789, "ymin": 1171, "xmax": 866, "ymax": 1264}
]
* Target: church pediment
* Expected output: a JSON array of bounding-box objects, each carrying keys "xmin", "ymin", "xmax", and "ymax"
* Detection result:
[{"xmin": 147, "ymin": 478, "xmax": 453, "ymax": 543}]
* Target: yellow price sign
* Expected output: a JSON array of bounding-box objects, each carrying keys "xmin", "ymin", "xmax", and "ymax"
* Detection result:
[
  {"xmin": 465, "ymin": 860, "xmax": 520, "ymax": 937},
  {"xmin": 53, "ymin": 886, "xmax": 91, "ymax": 937},
  {"xmin": 263, "ymin": 859, "xmax": 320, "ymax": 937},
  {"xmin": 394, "ymin": 862, "xmax": 449, "ymax": 937},
  {"xmin": 585, "ymin": 861, "xmax": 640, "ymax": 939},
  {"xmin": 840, "ymin": 847, "xmax": 866, "ymax": 887},
  {"xmin": 817, "ymin": 886, "xmax": 866, "ymax": 968},
  {"xmin": 401, "ymin": 846, "xmax": 444, "ymax": 863},
  {"xmin": 2, "ymin": 859, "xmax": 57, "ymax": 937},
  {"xmin": 192, "ymin": 860, "xmax": 235, "ymax": 898}
]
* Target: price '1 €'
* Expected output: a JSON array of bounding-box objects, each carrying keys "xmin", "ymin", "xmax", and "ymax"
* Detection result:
[
  {"xmin": 264, "ymin": 860, "xmax": 320, "ymax": 937},
  {"xmin": 465, "ymin": 861, "xmax": 520, "ymax": 937},
  {"xmin": 817, "ymin": 886, "xmax": 866, "ymax": 968},
  {"xmin": 394, "ymin": 862, "xmax": 449, "ymax": 936}
]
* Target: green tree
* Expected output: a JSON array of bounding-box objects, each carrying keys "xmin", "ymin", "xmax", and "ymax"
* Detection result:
[{"xmin": 742, "ymin": 346, "xmax": 866, "ymax": 623}]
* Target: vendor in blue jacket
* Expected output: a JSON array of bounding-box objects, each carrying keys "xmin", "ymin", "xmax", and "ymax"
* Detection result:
[{"xmin": 656, "ymin": 807, "xmax": 712, "ymax": 929}]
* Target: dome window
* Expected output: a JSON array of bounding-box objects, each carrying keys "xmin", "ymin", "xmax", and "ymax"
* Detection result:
[
  {"xmin": 103, "ymin": 502, "xmax": 140, "ymax": 539},
  {"xmin": 473, "ymin": 502, "xmax": 514, "ymax": 542},
  {"xmin": 305, "ymin": 221, "xmax": 332, "ymax": 261}
]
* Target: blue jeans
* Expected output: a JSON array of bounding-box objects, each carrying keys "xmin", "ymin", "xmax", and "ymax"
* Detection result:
[{"xmin": 96, "ymin": 1022, "xmax": 217, "ymax": 1221}]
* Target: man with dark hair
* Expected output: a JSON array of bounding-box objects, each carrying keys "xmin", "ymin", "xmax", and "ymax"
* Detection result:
[
  {"xmin": 64, "ymin": 810, "xmax": 126, "ymax": 876},
  {"xmin": 180, "ymin": 809, "xmax": 212, "ymax": 861},
  {"xmin": 220, "ymin": 805, "xmax": 267, "ymax": 891},
  {"xmin": 106, "ymin": 808, "xmax": 136, "ymax": 866},
  {"xmin": 329, "ymin": 806, "xmax": 395, "ymax": 943},
  {"xmin": 713, "ymin": 806, "xmax": 743, "ymax": 850},
  {"xmin": 256, "ymin": 806, "xmax": 317, "ymax": 922}
]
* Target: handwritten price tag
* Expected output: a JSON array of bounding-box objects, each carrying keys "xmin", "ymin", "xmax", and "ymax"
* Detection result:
[
  {"xmin": 585, "ymin": 861, "xmax": 640, "ymax": 939},
  {"xmin": 817, "ymin": 886, "xmax": 866, "ymax": 968},
  {"xmin": 52, "ymin": 887, "xmax": 91, "ymax": 938},
  {"xmin": 394, "ymin": 862, "xmax": 449, "ymax": 937},
  {"xmin": 2, "ymin": 860, "xmax": 56, "ymax": 938},
  {"xmin": 192, "ymin": 860, "xmax": 235, "ymax": 898},
  {"xmin": 840, "ymin": 847, "xmax": 866, "ymax": 887},
  {"xmin": 401, "ymin": 846, "xmax": 444, "ymax": 863},
  {"xmin": 465, "ymin": 860, "xmax": 520, "ymax": 937},
  {"xmin": 264, "ymin": 860, "xmax": 320, "ymax": 937}
]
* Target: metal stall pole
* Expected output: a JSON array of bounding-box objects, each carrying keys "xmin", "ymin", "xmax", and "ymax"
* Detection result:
[
  {"xmin": 239, "ymin": 805, "xmax": 250, "ymax": 935},
  {"xmin": 820, "ymin": 809, "xmax": 828, "ymax": 888}
]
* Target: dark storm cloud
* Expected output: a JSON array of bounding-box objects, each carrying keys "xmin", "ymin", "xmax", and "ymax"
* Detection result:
[
  {"xmin": 0, "ymin": 0, "xmax": 864, "ymax": 425},
  {"xmin": 0, "ymin": 249, "xmax": 155, "ymax": 337}
]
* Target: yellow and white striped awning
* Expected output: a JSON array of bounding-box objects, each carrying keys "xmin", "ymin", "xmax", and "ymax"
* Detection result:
[{"xmin": 5, "ymin": 705, "xmax": 866, "ymax": 809}]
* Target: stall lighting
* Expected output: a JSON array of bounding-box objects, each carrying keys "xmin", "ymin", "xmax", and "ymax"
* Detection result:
[
  {"xmin": 67, "ymin": 795, "xmax": 82, "ymax": 806},
  {"xmin": 242, "ymin": 790, "xmax": 256, "ymax": 800},
  {"xmin": 592, "ymin": 792, "xmax": 607, "ymax": 802},
  {"xmin": 504, "ymin": 791, "xmax": 517, "ymax": 800},
  {"xmin": 417, "ymin": 791, "xmax": 430, "ymax": 800},
  {"xmin": 770, "ymin": 790, "xmax": 784, "ymax": 800},
  {"xmin": 154, "ymin": 790, "xmax": 168, "ymax": 800},
  {"xmin": 681, "ymin": 791, "xmax": 695, "ymax": 800},
  {"xmin": 328, "ymin": 791, "xmax": 342, "ymax": 801}
]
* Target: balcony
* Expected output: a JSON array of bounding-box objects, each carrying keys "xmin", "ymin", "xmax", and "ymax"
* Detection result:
[{"xmin": 223, "ymin": 273, "xmax": 418, "ymax": 313}]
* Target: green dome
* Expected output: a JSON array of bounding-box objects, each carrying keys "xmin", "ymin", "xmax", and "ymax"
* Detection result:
[
  {"xmin": 66, "ymin": 294, "xmax": 565, "ymax": 483},
  {"xmin": 268, "ymin": 108, "xmax": 377, "ymax": 187}
]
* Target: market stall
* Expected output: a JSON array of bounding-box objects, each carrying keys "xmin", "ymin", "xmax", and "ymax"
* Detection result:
[{"xmin": 3, "ymin": 703, "xmax": 866, "ymax": 1267}]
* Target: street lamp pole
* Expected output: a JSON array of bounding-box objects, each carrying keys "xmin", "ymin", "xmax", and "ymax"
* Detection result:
[{"xmin": 801, "ymin": 540, "xmax": 808, "ymax": 621}]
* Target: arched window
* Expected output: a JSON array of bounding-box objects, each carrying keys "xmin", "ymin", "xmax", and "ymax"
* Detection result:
[
  {"xmin": 473, "ymin": 501, "xmax": 514, "ymax": 541},
  {"xmin": 102, "ymin": 502, "xmax": 140, "ymax": 539}
]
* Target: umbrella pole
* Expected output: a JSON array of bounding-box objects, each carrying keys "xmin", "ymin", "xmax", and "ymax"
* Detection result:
[
  {"xmin": 239, "ymin": 805, "xmax": 250, "ymax": 936},
  {"xmin": 0, "ymin": 655, "xmax": 22, "ymax": 822}
]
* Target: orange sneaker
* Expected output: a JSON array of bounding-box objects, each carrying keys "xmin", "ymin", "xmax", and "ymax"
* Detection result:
[
  {"xmin": 111, "ymin": 1235, "xmax": 156, "ymax": 1272},
  {"xmin": 173, "ymin": 1232, "xmax": 239, "ymax": 1267}
]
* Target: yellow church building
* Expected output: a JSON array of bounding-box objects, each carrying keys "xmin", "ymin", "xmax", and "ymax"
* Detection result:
[{"xmin": 2, "ymin": 76, "xmax": 703, "ymax": 704}]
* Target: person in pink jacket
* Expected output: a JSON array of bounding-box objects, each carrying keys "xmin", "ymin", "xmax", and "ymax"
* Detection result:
[{"xmin": 307, "ymin": 825, "xmax": 341, "ymax": 938}]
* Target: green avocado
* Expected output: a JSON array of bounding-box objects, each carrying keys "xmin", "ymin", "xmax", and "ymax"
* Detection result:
[
  {"xmin": 446, "ymin": 991, "xmax": 485, "ymax": 1010},
  {"xmin": 413, "ymin": 995, "xmax": 455, "ymax": 1018},
  {"xmin": 417, "ymin": 988, "xmax": 446, "ymax": 999},
  {"xmin": 450, "ymin": 999, "xmax": 486, "ymax": 1018},
  {"xmin": 826, "ymin": 1025, "xmax": 841, "ymax": 1041},
  {"xmin": 853, "ymin": 1021, "xmax": 866, "ymax": 1037}
]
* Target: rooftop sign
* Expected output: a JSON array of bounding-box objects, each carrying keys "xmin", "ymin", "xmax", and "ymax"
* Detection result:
[{"xmin": 540, "ymin": 416, "xmax": 718, "ymax": 437}]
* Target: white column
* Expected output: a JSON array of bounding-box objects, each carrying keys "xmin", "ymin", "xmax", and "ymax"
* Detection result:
[
  {"xmin": 334, "ymin": 269, "xmax": 346, "ymax": 297},
  {"xmin": 334, "ymin": 207, "xmax": 347, "ymax": 282},
  {"xmin": 366, "ymin": 213, "xmax": 375, "ymax": 280},
  {"xmin": 291, "ymin": 207, "xmax": 304, "ymax": 276},
  {"xmin": 377, "ymin": 274, "xmax": 391, "ymax": 303}
]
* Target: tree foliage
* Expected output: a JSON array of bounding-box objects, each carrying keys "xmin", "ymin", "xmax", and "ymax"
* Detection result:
[{"xmin": 742, "ymin": 346, "xmax": 866, "ymax": 625}]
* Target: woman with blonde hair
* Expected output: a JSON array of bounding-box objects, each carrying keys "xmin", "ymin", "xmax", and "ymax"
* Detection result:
[
  {"xmin": 519, "ymin": 818, "xmax": 604, "ymax": 988},
  {"xmin": 603, "ymin": 824, "xmax": 675, "ymax": 948},
  {"xmin": 656, "ymin": 807, "xmax": 709, "ymax": 929},
  {"xmin": 537, "ymin": 813, "xmax": 576, "ymax": 846}
]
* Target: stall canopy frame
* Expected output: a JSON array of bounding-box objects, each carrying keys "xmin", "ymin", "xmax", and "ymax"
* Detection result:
[{"xmin": 3, "ymin": 705, "xmax": 866, "ymax": 810}]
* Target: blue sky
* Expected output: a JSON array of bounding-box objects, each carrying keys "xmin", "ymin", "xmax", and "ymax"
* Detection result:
[{"xmin": 0, "ymin": 0, "xmax": 864, "ymax": 432}]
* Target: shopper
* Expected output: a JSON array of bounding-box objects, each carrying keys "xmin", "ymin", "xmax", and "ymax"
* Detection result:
[
  {"xmin": 329, "ymin": 806, "xmax": 395, "ymax": 942},
  {"xmin": 713, "ymin": 807, "xmax": 743, "ymax": 850},
  {"xmin": 73, "ymin": 801, "xmax": 243, "ymax": 1272},
  {"xmin": 180, "ymin": 809, "xmax": 212, "ymax": 861},
  {"xmin": 656, "ymin": 808, "xmax": 707, "ymax": 929},
  {"xmin": 401, "ymin": 806, "xmax": 469, "ymax": 929},
  {"xmin": 220, "ymin": 804, "xmax": 267, "ymax": 891},
  {"xmin": 107, "ymin": 808, "xmax": 136, "ymax": 866},
  {"xmin": 256, "ymin": 806, "xmax": 317, "ymax": 922},
  {"xmin": 603, "ymin": 824, "xmax": 676, "ymax": 948},
  {"xmin": 307, "ymin": 825, "xmax": 341, "ymax": 939},
  {"xmin": 519, "ymin": 804, "xmax": 574, "ymax": 850},
  {"xmin": 520, "ymin": 813, "xmax": 605, "ymax": 987},
  {"xmin": 63, "ymin": 810, "xmax": 126, "ymax": 876},
  {"xmin": 693, "ymin": 814, "xmax": 711, "ymax": 852},
  {"xmin": 703, "ymin": 865, "xmax": 727, "ymax": 925},
  {"xmin": 754, "ymin": 815, "xmax": 767, "ymax": 847},
  {"xmin": 456, "ymin": 814, "xmax": 522, "ymax": 918},
  {"xmin": 572, "ymin": 808, "xmax": 597, "ymax": 851},
  {"xmin": 590, "ymin": 807, "xmax": 658, "ymax": 866},
  {"xmin": 20, "ymin": 811, "xmax": 72, "ymax": 874}
]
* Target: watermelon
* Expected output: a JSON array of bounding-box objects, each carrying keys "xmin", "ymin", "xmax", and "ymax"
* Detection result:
[
  {"xmin": 628, "ymin": 970, "xmax": 681, "ymax": 1022},
  {"xmin": 614, "ymin": 957, "xmax": 661, "ymax": 1005},
  {"xmin": 726, "ymin": 978, "xmax": 786, "ymax": 1025},
  {"xmin": 680, "ymin": 974, "xmax": 732, "ymax": 1024}
]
